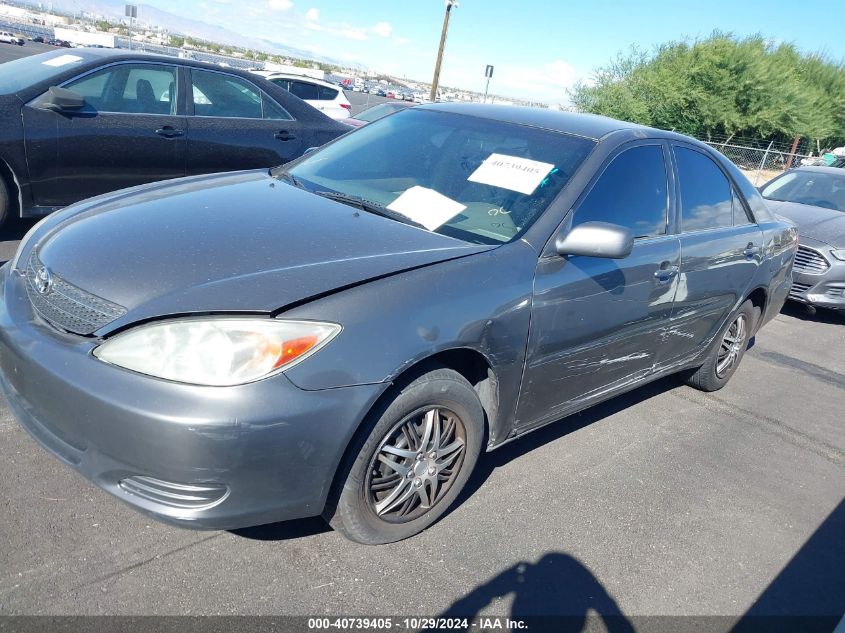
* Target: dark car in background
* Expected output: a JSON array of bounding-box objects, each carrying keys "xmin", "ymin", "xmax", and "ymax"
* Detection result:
[
  {"xmin": 0, "ymin": 48, "xmax": 348, "ymax": 226},
  {"xmin": 760, "ymin": 166, "xmax": 845, "ymax": 311},
  {"xmin": 0, "ymin": 105, "xmax": 796, "ymax": 544}
]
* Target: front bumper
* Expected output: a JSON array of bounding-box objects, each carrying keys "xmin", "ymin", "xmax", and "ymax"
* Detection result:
[
  {"xmin": 789, "ymin": 246, "xmax": 845, "ymax": 311},
  {"xmin": 0, "ymin": 264, "xmax": 385, "ymax": 530}
]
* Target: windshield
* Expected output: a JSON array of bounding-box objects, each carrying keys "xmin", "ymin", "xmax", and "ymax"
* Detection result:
[
  {"xmin": 0, "ymin": 50, "xmax": 87, "ymax": 95},
  {"xmin": 761, "ymin": 170, "xmax": 845, "ymax": 212},
  {"xmin": 283, "ymin": 109, "xmax": 595, "ymax": 244}
]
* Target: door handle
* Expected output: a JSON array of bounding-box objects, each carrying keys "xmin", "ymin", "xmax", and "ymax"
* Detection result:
[
  {"xmin": 743, "ymin": 243, "xmax": 761, "ymax": 258},
  {"xmin": 274, "ymin": 131, "xmax": 296, "ymax": 141},
  {"xmin": 155, "ymin": 126, "xmax": 183, "ymax": 138},
  {"xmin": 654, "ymin": 263, "xmax": 679, "ymax": 282}
]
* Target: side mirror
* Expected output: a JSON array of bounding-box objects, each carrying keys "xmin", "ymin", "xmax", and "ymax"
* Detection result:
[
  {"xmin": 41, "ymin": 86, "xmax": 85, "ymax": 113},
  {"xmin": 555, "ymin": 221, "xmax": 634, "ymax": 259}
]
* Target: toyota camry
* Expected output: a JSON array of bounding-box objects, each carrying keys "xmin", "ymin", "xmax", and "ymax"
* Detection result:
[{"xmin": 0, "ymin": 104, "xmax": 797, "ymax": 544}]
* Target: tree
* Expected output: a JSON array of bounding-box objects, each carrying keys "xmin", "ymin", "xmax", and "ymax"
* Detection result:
[{"xmin": 569, "ymin": 33, "xmax": 845, "ymax": 147}]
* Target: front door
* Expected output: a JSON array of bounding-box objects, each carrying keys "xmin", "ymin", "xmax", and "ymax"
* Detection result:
[
  {"xmin": 516, "ymin": 142, "xmax": 681, "ymax": 428},
  {"xmin": 23, "ymin": 62, "xmax": 187, "ymax": 207}
]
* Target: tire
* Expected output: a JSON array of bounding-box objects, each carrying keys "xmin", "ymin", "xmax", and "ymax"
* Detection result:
[
  {"xmin": 325, "ymin": 367, "xmax": 484, "ymax": 545},
  {"xmin": 684, "ymin": 300, "xmax": 755, "ymax": 392}
]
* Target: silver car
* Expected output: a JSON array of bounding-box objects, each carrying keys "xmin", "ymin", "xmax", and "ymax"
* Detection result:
[{"xmin": 760, "ymin": 167, "xmax": 845, "ymax": 312}]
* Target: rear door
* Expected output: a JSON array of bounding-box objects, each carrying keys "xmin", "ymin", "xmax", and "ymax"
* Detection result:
[
  {"xmin": 515, "ymin": 142, "xmax": 681, "ymax": 428},
  {"xmin": 666, "ymin": 144, "xmax": 764, "ymax": 361},
  {"xmin": 22, "ymin": 61, "xmax": 187, "ymax": 207},
  {"xmin": 184, "ymin": 68, "xmax": 305, "ymax": 175}
]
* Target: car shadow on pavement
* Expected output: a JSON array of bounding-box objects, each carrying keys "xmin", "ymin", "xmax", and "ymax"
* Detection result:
[
  {"xmin": 452, "ymin": 375, "xmax": 683, "ymax": 517},
  {"xmin": 432, "ymin": 552, "xmax": 635, "ymax": 632},
  {"xmin": 229, "ymin": 515, "xmax": 331, "ymax": 541},
  {"xmin": 732, "ymin": 497, "xmax": 845, "ymax": 633},
  {"xmin": 780, "ymin": 301, "xmax": 845, "ymax": 325}
]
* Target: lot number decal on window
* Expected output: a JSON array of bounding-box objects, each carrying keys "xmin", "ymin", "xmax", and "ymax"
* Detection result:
[
  {"xmin": 387, "ymin": 186, "xmax": 467, "ymax": 230},
  {"xmin": 468, "ymin": 153, "xmax": 555, "ymax": 195}
]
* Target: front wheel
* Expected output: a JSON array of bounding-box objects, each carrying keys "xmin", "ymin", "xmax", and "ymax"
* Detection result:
[
  {"xmin": 325, "ymin": 367, "xmax": 484, "ymax": 544},
  {"xmin": 684, "ymin": 300, "xmax": 755, "ymax": 392}
]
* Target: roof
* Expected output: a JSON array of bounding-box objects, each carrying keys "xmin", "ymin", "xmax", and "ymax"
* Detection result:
[
  {"xmin": 793, "ymin": 165, "xmax": 845, "ymax": 176},
  {"xmin": 420, "ymin": 103, "xmax": 650, "ymax": 140}
]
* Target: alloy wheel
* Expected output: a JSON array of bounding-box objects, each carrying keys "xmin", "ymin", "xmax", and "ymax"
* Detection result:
[
  {"xmin": 715, "ymin": 314, "xmax": 747, "ymax": 378},
  {"xmin": 366, "ymin": 407, "xmax": 467, "ymax": 523}
]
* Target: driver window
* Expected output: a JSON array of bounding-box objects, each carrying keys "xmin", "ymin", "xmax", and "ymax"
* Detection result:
[
  {"xmin": 65, "ymin": 64, "xmax": 178, "ymax": 115},
  {"xmin": 573, "ymin": 145, "xmax": 668, "ymax": 239}
]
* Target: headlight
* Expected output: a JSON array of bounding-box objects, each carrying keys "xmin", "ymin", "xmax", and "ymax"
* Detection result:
[
  {"xmin": 93, "ymin": 318, "xmax": 341, "ymax": 386},
  {"xmin": 830, "ymin": 249, "xmax": 845, "ymax": 262}
]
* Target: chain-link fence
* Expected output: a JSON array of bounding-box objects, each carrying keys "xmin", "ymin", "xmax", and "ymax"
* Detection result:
[{"xmin": 703, "ymin": 141, "xmax": 813, "ymax": 186}]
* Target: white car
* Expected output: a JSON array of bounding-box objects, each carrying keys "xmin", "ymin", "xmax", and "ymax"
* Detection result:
[
  {"xmin": 251, "ymin": 71, "xmax": 351, "ymax": 120},
  {"xmin": 0, "ymin": 31, "xmax": 21, "ymax": 45}
]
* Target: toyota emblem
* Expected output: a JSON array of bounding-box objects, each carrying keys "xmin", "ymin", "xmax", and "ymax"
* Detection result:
[{"xmin": 34, "ymin": 266, "xmax": 54, "ymax": 295}]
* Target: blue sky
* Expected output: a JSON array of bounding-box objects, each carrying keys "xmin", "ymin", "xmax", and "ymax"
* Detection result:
[{"xmin": 137, "ymin": 0, "xmax": 845, "ymax": 103}]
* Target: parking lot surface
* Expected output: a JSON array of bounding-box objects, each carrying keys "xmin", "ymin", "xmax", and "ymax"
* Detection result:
[
  {"xmin": 0, "ymin": 216, "xmax": 842, "ymax": 622},
  {"xmin": 0, "ymin": 41, "xmax": 54, "ymax": 64}
]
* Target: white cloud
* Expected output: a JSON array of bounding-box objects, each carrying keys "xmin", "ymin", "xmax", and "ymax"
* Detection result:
[
  {"xmin": 340, "ymin": 26, "xmax": 367, "ymax": 41},
  {"xmin": 305, "ymin": 7, "xmax": 319, "ymax": 21},
  {"xmin": 373, "ymin": 21, "xmax": 392, "ymax": 38},
  {"xmin": 267, "ymin": 0, "xmax": 293, "ymax": 11},
  {"xmin": 495, "ymin": 59, "xmax": 580, "ymax": 104}
]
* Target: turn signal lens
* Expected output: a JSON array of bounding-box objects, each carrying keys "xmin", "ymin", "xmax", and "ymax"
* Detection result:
[{"xmin": 93, "ymin": 318, "xmax": 340, "ymax": 386}]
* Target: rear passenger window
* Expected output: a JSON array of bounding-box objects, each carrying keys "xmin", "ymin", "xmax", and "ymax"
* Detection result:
[
  {"xmin": 732, "ymin": 190, "xmax": 754, "ymax": 225},
  {"xmin": 318, "ymin": 86, "xmax": 338, "ymax": 100},
  {"xmin": 574, "ymin": 145, "xmax": 668, "ymax": 239},
  {"xmin": 262, "ymin": 94, "xmax": 293, "ymax": 121},
  {"xmin": 675, "ymin": 147, "xmax": 733, "ymax": 231},
  {"xmin": 190, "ymin": 70, "xmax": 262, "ymax": 119},
  {"xmin": 289, "ymin": 81, "xmax": 319, "ymax": 100}
]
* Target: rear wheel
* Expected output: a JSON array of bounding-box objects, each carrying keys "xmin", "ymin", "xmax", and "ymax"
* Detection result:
[
  {"xmin": 325, "ymin": 367, "xmax": 484, "ymax": 544},
  {"xmin": 684, "ymin": 300, "xmax": 755, "ymax": 392}
]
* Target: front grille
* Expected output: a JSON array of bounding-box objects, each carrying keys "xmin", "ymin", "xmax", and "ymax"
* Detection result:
[
  {"xmin": 25, "ymin": 251, "xmax": 127, "ymax": 335},
  {"xmin": 793, "ymin": 245, "xmax": 830, "ymax": 275},
  {"xmin": 789, "ymin": 281, "xmax": 812, "ymax": 299},
  {"xmin": 119, "ymin": 476, "xmax": 229, "ymax": 509}
]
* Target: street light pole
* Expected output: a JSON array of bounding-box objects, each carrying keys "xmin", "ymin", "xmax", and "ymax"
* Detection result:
[{"xmin": 429, "ymin": 0, "xmax": 457, "ymax": 103}]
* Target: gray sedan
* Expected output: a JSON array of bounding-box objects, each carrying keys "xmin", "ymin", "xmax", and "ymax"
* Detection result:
[
  {"xmin": 0, "ymin": 104, "xmax": 797, "ymax": 544},
  {"xmin": 760, "ymin": 166, "xmax": 845, "ymax": 312}
]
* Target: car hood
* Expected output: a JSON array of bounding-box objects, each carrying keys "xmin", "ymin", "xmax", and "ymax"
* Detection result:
[
  {"xmin": 35, "ymin": 170, "xmax": 494, "ymax": 334},
  {"xmin": 764, "ymin": 200, "xmax": 845, "ymax": 247}
]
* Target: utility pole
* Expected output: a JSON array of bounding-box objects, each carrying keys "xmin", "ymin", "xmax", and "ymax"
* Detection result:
[{"xmin": 430, "ymin": 0, "xmax": 458, "ymax": 103}]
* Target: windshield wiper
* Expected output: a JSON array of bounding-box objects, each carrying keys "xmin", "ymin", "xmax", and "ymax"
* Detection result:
[
  {"xmin": 314, "ymin": 191, "xmax": 427, "ymax": 230},
  {"xmin": 273, "ymin": 169, "xmax": 304, "ymax": 189}
]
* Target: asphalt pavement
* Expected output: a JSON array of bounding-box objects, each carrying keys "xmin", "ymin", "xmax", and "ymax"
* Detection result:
[
  {"xmin": 0, "ymin": 212, "xmax": 842, "ymax": 622},
  {"xmin": 0, "ymin": 41, "xmax": 55, "ymax": 64}
]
